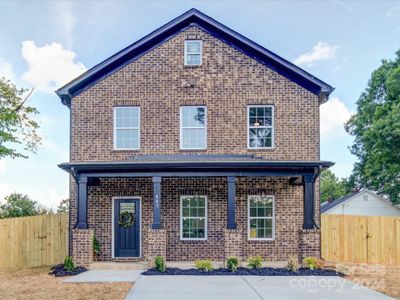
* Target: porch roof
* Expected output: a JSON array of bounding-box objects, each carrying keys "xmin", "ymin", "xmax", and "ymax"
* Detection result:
[{"xmin": 58, "ymin": 155, "xmax": 334, "ymax": 177}]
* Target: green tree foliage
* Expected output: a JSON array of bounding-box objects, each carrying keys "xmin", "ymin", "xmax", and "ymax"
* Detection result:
[
  {"xmin": 0, "ymin": 77, "xmax": 41, "ymax": 159},
  {"xmin": 57, "ymin": 199, "xmax": 69, "ymax": 213},
  {"xmin": 345, "ymin": 50, "xmax": 400, "ymax": 204},
  {"xmin": 0, "ymin": 193, "xmax": 52, "ymax": 218},
  {"xmin": 320, "ymin": 170, "xmax": 352, "ymax": 203}
]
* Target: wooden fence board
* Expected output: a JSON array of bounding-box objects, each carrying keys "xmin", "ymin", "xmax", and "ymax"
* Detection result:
[
  {"xmin": 322, "ymin": 214, "xmax": 400, "ymax": 265},
  {"xmin": 0, "ymin": 214, "xmax": 68, "ymax": 271}
]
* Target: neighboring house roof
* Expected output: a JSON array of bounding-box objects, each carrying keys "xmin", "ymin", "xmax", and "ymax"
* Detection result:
[{"xmin": 56, "ymin": 8, "xmax": 334, "ymax": 107}]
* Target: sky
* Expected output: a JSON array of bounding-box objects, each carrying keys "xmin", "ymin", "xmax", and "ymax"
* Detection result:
[{"xmin": 0, "ymin": 0, "xmax": 399, "ymax": 208}]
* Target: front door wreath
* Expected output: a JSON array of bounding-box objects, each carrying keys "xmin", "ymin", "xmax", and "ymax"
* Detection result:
[{"xmin": 118, "ymin": 211, "xmax": 135, "ymax": 228}]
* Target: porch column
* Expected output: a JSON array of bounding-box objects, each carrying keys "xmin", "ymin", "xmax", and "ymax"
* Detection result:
[
  {"xmin": 303, "ymin": 174, "xmax": 315, "ymax": 229},
  {"xmin": 152, "ymin": 176, "xmax": 162, "ymax": 229},
  {"xmin": 227, "ymin": 176, "xmax": 236, "ymax": 229},
  {"xmin": 76, "ymin": 175, "xmax": 88, "ymax": 229}
]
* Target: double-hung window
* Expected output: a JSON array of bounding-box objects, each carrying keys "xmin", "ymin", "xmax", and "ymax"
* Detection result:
[
  {"xmin": 180, "ymin": 106, "xmax": 207, "ymax": 149},
  {"xmin": 180, "ymin": 195, "xmax": 207, "ymax": 240},
  {"xmin": 184, "ymin": 40, "xmax": 202, "ymax": 66},
  {"xmin": 248, "ymin": 195, "xmax": 275, "ymax": 240},
  {"xmin": 114, "ymin": 106, "xmax": 140, "ymax": 150},
  {"xmin": 248, "ymin": 105, "xmax": 274, "ymax": 149}
]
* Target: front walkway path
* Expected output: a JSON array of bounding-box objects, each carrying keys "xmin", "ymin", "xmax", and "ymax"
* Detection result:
[{"xmin": 125, "ymin": 275, "xmax": 392, "ymax": 300}]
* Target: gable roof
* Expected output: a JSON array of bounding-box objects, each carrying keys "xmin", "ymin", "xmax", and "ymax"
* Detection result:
[{"xmin": 56, "ymin": 8, "xmax": 334, "ymax": 107}]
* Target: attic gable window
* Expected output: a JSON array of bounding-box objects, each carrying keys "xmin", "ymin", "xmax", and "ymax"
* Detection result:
[{"xmin": 184, "ymin": 40, "xmax": 202, "ymax": 66}]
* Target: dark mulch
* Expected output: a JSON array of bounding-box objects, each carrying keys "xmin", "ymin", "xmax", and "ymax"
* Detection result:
[
  {"xmin": 142, "ymin": 267, "xmax": 343, "ymax": 276},
  {"xmin": 48, "ymin": 264, "xmax": 88, "ymax": 277}
]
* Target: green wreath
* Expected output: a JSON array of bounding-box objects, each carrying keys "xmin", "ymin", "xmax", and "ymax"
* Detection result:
[{"xmin": 118, "ymin": 211, "xmax": 135, "ymax": 228}]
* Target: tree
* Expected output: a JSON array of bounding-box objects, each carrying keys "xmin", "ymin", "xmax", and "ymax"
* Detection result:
[
  {"xmin": 0, "ymin": 193, "xmax": 51, "ymax": 218},
  {"xmin": 0, "ymin": 77, "xmax": 41, "ymax": 159},
  {"xmin": 57, "ymin": 199, "xmax": 69, "ymax": 213},
  {"xmin": 320, "ymin": 170, "xmax": 351, "ymax": 203},
  {"xmin": 345, "ymin": 50, "xmax": 400, "ymax": 204}
]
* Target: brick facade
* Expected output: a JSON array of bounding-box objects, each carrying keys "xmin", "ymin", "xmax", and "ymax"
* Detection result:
[
  {"xmin": 67, "ymin": 25, "xmax": 322, "ymax": 263},
  {"xmin": 72, "ymin": 229, "xmax": 94, "ymax": 266}
]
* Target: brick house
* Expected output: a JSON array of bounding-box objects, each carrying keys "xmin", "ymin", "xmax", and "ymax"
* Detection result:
[{"xmin": 57, "ymin": 9, "xmax": 334, "ymax": 266}]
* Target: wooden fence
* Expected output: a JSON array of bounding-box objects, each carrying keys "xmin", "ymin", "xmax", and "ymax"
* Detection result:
[
  {"xmin": 321, "ymin": 214, "xmax": 400, "ymax": 265},
  {"xmin": 0, "ymin": 213, "xmax": 68, "ymax": 271}
]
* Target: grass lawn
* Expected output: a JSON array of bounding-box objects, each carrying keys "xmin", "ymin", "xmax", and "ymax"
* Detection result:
[{"xmin": 0, "ymin": 267, "xmax": 132, "ymax": 300}]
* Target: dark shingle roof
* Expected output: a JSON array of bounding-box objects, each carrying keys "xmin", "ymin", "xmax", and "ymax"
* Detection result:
[{"xmin": 321, "ymin": 192, "xmax": 358, "ymax": 213}]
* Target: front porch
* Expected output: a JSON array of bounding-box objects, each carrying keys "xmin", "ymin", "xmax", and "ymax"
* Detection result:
[{"xmin": 60, "ymin": 155, "xmax": 333, "ymax": 266}]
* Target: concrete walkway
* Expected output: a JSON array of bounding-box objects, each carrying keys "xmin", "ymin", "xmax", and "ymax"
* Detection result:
[
  {"xmin": 125, "ymin": 275, "xmax": 392, "ymax": 300},
  {"xmin": 63, "ymin": 270, "xmax": 143, "ymax": 283}
]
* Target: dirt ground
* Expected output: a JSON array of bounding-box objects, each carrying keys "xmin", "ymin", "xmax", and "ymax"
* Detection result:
[
  {"xmin": 0, "ymin": 267, "xmax": 132, "ymax": 300},
  {"xmin": 333, "ymin": 262, "xmax": 400, "ymax": 299}
]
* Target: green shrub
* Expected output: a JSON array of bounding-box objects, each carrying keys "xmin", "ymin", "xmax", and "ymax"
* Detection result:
[
  {"xmin": 154, "ymin": 256, "xmax": 166, "ymax": 272},
  {"xmin": 195, "ymin": 259, "xmax": 213, "ymax": 272},
  {"xmin": 226, "ymin": 256, "xmax": 239, "ymax": 272},
  {"xmin": 64, "ymin": 256, "xmax": 75, "ymax": 272},
  {"xmin": 303, "ymin": 257, "xmax": 324, "ymax": 270},
  {"xmin": 247, "ymin": 256, "xmax": 263, "ymax": 269},
  {"xmin": 286, "ymin": 255, "xmax": 299, "ymax": 272},
  {"xmin": 93, "ymin": 234, "xmax": 101, "ymax": 256}
]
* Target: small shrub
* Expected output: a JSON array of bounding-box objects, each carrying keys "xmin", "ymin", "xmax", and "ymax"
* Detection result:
[
  {"xmin": 303, "ymin": 257, "xmax": 324, "ymax": 270},
  {"xmin": 64, "ymin": 256, "xmax": 75, "ymax": 272},
  {"xmin": 286, "ymin": 255, "xmax": 299, "ymax": 272},
  {"xmin": 154, "ymin": 256, "xmax": 166, "ymax": 272},
  {"xmin": 226, "ymin": 256, "xmax": 239, "ymax": 272},
  {"xmin": 195, "ymin": 259, "xmax": 213, "ymax": 272},
  {"xmin": 93, "ymin": 234, "xmax": 101, "ymax": 256},
  {"xmin": 247, "ymin": 256, "xmax": 263, "ymax": 269}
]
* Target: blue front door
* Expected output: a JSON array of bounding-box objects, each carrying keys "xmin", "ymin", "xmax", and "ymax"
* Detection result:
[{"xmin": 114, "ymin": 199, "xmax": 140, "ymax": 257}]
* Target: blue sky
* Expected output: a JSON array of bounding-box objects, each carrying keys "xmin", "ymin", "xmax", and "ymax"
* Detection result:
[{"xmin": 0, "ymin": 1, "xmax": 399, "ymax": 208}]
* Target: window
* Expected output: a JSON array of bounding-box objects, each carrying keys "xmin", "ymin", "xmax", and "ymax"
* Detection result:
[
  {"xmin": 184, "ymin": 40, "xmax": 202, "ymax": 66},
  {"xmin": 114, "ymin": 106, "xmax": 140, "ymax": 150},
  {"xmin": 247, "ymin": 105, "xmax": 274, "ymax": 149},
  {"xmin": 248, "ymin": 195, "xmax": 275, "ymax": 240},
  {"xmin": 180, "ymin": 195, "xmax": 207, "ymax": 240},
  {"xmin": 180, "ymin": 106, "xmax": 207, "ymax": 149}
]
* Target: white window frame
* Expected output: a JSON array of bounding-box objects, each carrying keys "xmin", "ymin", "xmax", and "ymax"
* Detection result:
[
  {"xmin": 247, "ymin": 195, "xmax": 275, "ymax": 241},
  {"xmin": 180, "ymin": 195, "xmax": 208, "ymax": 241},
  {"xmin": 184, "ymin": 40, "xmax": 203, "ymax": 66},
  {"xmin": 247, "ymin": 105, "xmax": 275, "ymax": 149},
  {"xmin": 113, "ymin": 106, "xmax": 140, "ymax": 150},
  {"xmin": 180, "ymin": 106, "xmax": 207, "ymax": 150}
]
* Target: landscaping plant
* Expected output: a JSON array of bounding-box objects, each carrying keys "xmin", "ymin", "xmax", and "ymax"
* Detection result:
[
  {"xmin": 286, "ymin": 255, "xmax": 299, "ymax": 272},
  {"xmin": 247, "ymin": 256, "xmax": 263, "ymax": 269},
  {"xmin": 64, "ymin": 256, "xmax": 75, "ymax": 272},
  {"xmin": 93, "ymin": 233, "xmax": 101, "ymax": 256},
  {"xmin": 154, "ymin": 256, "xmax": 166, "ymax": 272},
  {"xmin": 226, "ymin": 256, "xmax": 239, "ymax": 272},
  {"xmin": 194, "ymin": 260, "xmax": 213, "ymax": 272},
  {"xmin": 303, "ymin": 257, "xmax": 324, "ymax": 270}
]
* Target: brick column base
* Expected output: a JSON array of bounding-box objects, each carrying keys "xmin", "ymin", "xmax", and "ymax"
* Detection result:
[
  {"xmin": 72, "ymin": 229, "xmax": 94, "ymax": 267},
  {"xmin": 146, "ymin": 228, "xmax": 167, "ymax": 263},
  {"xmin": 299, "ymin": 229, "xmax": 321, "ymax": 260},
  {"xmin": 224, "ymin": 229, "xmax": 243, "ymax": 260}
]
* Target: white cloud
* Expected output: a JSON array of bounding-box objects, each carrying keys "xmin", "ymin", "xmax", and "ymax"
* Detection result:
[
  {"xmin": 51, "ymin": 1, "xmax": 76, "ymax": 48},
  {"xmin": 320, "ymin": 97, "xmax": 352, "ymax": 137},
  {"xmin": 294, "ymin": 42, "xmax": 337, "ymax": 67},
  {"xmin": 21, "ymin": 41, "xmax": 86, "ymax": 93},
  {"xmin": 0, "ymin": 181, "xmax": 13, "ymax": 203},
  {"xmin": 0, "ymin": 57, "xmax": 16, "ymax": 82}
]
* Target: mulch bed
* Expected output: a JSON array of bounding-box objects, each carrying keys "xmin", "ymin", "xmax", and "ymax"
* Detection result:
[
  {"xmin": 142, "ymin": 267, "xmax": 343, "ymax": 276},
  {"xmin": 48, "ymin": 264, "xmax": 88, "ymax": 277}
]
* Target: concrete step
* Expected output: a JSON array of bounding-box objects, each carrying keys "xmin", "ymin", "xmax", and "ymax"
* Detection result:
[{"xmin": 89, "ymin": 261, "xmax": 148, "ymax": 270}]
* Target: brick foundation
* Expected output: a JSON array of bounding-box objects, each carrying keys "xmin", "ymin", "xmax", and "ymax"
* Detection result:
[
  {"xmin": 72, "ymin": 229, "xmax": 94, "ymax": 267},
  {"xmin": 146, "ymin": 228, "xmax": 167, "ymax": 263},
  {"xmin": 224, "ymin": 229, "xmax": 243, "ymax": 259},
  {"xmin": 299, "ymin": 229, "xmax": 321, "ymax": 260}
]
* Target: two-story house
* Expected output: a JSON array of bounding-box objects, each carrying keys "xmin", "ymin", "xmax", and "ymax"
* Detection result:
[{"xmin": 57, "ymin": 9, "xmax": 334, "ymax": 266}]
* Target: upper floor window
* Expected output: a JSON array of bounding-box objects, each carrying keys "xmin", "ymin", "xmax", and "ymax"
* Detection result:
[
  {"xmin": 247, "ymin": 105, "xmax": 274, "ymax": 149},
  {"xmin": 184, "ymin": 40, "xmax": 202, "ymax": 66},
  {"xmin": 114, "ymin": 106, "xmax": 140, "ymax": 150},
  {"xmin": 180, "ymin": 106, "xmax": 207, "ymax": 149},
  {"xmin": 248, "ymin": 195, "xmax": 275, "ymax": 240}
]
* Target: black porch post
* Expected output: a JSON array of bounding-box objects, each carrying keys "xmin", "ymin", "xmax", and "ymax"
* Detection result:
[
  {"xmin": 152, "ymin": 176, "xmax": 162, "ymax": 229},
  {"xmin": 303, "ymin": 174, "xmax": 315, "ymax": 229},
  {"xmin": 76, "ymin": 175, "xmax": 88, "ymax": 229},
  {"xmin": 227, "ymin": 176, "xmax": 237, "ymax": 229}
]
